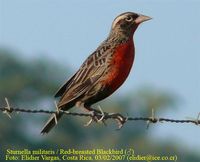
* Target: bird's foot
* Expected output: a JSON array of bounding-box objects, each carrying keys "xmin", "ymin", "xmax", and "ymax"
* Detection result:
[
  {"xmin": 83, "ymin": 110, "xmax": 99, "ymax": 127},
  {"xmin": 84, "ymin": 107, "xmax": 107, "ymax": 127},
  {"xmin": 84, "ymin": 117, "xmax": 94, "ymax": 127},
  {"xmin": 108, "ymin": 113, "xmax": 128, "ymax": 130},
  {"xmin": 96, "ymin": 106, "xmax": 107, "ymax": 126}
]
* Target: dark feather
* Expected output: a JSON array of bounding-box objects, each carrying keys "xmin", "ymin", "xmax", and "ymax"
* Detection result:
[
  {"xmin": 57, "ymin": 74, "xmax": 103, "ymax": 107},
  {"xmin": 55, "ymin": 45, "xmax": 112, "ymax": 107}
]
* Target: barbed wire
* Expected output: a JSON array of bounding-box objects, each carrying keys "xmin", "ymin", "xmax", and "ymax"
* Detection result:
[{"xmin": 0, "ymin": 98, "xmax": 200, "ymax": 129}]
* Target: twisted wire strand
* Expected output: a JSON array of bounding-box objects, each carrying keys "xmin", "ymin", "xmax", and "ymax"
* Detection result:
[{"xmin": 1, "ymin": 106, "xmax": 199, "ymax": 125}]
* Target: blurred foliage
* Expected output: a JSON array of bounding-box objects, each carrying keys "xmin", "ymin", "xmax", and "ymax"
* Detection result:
[
  {"xmin": 0, "ymin": 48, "xmax": 199, "ymax": 162},
  {"xmin": 0, "ymin": 48, "xmax": 68, "ymax": 105}
]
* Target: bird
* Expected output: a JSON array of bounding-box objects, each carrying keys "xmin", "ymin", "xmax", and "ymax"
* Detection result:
[{"xmin": 41, "ymin": 12, "xmax": 151, "ymax": 134}]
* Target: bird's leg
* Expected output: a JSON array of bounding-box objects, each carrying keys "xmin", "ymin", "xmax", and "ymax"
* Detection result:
[
  {"xmin": 87, "ymin": 105, "xmax": 107, "ymax": 126},
  {"xmin": 83, "ymin": 105, "xmax": 103, "ymax": 124},
  {"xmin": 84, "ymin": 105, "xmax": 108, "ymax": 125},
  {"xmin": 76, "ymin": 102, "xmax": 107, "ymax": 126},
  {"xmin": 76, "ymin": 103, "xmax": 99, "ymax": 126},
  {"xmin": 97, "ymin": 105, "xmax": 106, "ymax": 122}
]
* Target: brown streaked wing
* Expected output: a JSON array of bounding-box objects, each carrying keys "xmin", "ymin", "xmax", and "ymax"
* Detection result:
[
  {"xmin": 54, "ymin": 52, "xmax": 94, "ymax": 98},
  {"xmin": 57, "ymin": 73, "xmax": 104, "ymax": 108},
  {"xmin": 56, "ymin": 45, "xmax": 112, "ymax": 107}
]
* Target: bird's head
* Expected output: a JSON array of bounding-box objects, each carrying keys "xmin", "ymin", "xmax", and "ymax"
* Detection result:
[{"xmin": 111, "ymin": 12, "xmax": 151, "ymax": 36}]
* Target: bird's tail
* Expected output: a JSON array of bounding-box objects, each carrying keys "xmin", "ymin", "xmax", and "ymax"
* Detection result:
[{"xmin": 41, "ymin": 113, "xmax": 63, "ymax": 135}]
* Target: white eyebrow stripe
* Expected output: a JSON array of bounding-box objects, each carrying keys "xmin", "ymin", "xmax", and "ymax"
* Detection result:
[{"xmin": 112, "ymin": 14, "xmax": 127, "ymax": 29}]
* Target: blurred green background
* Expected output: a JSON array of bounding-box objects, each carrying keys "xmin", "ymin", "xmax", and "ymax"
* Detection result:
[{"xmin": 1, "ymin": 0, "xmax": 200, "ymax": 162}]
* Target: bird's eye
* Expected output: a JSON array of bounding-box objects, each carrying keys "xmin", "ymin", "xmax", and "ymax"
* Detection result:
[{"xmin": 125, "ymin": 16, "xmax": 133, "ymax": 22}]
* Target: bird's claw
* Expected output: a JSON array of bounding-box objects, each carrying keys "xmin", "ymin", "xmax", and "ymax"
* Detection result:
[
  {"xmin": 83, "ymin": 110, "xmax": 98, "ymax": 127},
  {"xmin": 107, "ymin": 113, "xmax": 127, "ymax": 130},
  {"xmin": 115, "ymin": 116, "xmax": 127, "ymax": 130},
  {"xmin": 97, "ymin": 105, "xmax": 105, "ymax": 122},
  {"xmin": 84, "ymin": 107, "xmax": 108, "ymax": 127},
  {"xmin": 83, "ymin": 106, "xmax": 128, "ymax": 129},
  {"xmin": 84, "ymin": 118, "xmax": 93, "ymax": 127}
]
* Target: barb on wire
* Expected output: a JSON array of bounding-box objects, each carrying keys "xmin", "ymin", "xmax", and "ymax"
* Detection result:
[
  {"xmin": 3, "ymin": 98, "xmax": 12, "ymax": 119},
  {"xmin": 0, "ymin": 98, "xmax": 200, "ymax": 129},
  {"xmin": 146, "ymin": 108, "xmax": 155, "ymax": 129}
]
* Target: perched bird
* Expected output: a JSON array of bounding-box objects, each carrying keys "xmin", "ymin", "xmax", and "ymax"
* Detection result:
[{"xmin": 41, "ymin": 12, "xmax": 151, "ymax": 134}]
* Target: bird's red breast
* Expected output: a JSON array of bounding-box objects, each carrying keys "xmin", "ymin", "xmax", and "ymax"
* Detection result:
[{"xmin": 103, "ymin": 38, "xmax": 135, "ymax": 94}]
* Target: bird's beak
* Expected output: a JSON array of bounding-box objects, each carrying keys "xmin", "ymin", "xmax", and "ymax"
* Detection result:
[{"xmin": 135, "ymin": 14, "xmax": 152, "ymax": 24}]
